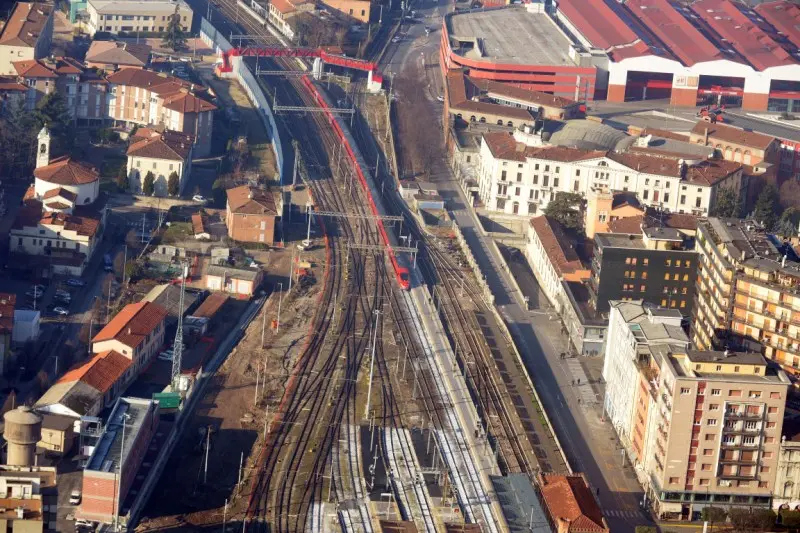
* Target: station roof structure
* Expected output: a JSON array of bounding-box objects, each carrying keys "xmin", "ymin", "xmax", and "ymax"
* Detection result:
[
  {"xmin": 755, "ymin": 1, "xmax": 800, "ymax": 51},
  {"xmin": 690, "ymin": 0, "xmax": 798, "ymax": 70},
  {"xmin": 625, "ymin": 0, "xmax": 723, "ymax": 66}
]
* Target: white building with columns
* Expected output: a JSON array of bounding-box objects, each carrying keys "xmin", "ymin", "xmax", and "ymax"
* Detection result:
[{"xmin": 477, "ymin": 129, "xmax": 744, "ymax": 219}]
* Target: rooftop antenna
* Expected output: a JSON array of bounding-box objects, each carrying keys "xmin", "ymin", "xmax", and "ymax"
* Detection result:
[{"xmin": 171, "ymin": 263, "xmax": 188, "ymax": 391}]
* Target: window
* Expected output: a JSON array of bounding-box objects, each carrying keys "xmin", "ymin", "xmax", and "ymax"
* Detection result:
[
  {"xmin": 576, "ymin": 169, "xmax": 581, "ymax": 176},
  {"xmin": 535, "ymin": 164, "xmax": 539, "ymax": 170},
  {"xmin": 702, "ymin": 463, "xmax": 712, "ymax": 471},
  {"xmin": 730, "ymin": 390, "xmax": 741, "ymax": 397},
  {"xmin": 696, "ymin": 197, "xmax": 702, "ymax": 208},
  {"xmin": 703, "ymin": 449, "xmax": 713, "ymax": 456},
  {"xmin": 543, "ymin": 176, "xmax": 549, "ymax": 187},
  {"xmin": 515, "ymin": 187, "xmax": 520, "ymax": 196},
  {"xmin": 768, "ymin": 406, "xmax": 779, "ymax": 414},
  {"xmin": 553, "ymin": 177, "xmax": 559, "ymax": 187},
  {"xmin": 640, "ymin": 285, "xmax": 646, "ymax": 292},
  {"xmin": 545, "ymin": 165, "xmax": 550, "ymax": 172},
  {"xmin": 680, "ymin": 301, "xmax": 686, "ymax": 308},
  {"xmin": 625, "ymin": 258, "xmax": 632, "ymax": 265},
  {"xmin": 712, "ymin": 389, "xmax": 721, "ymax": 396},
  {"xmin": 681, "ymin": 387, "xmax": 691, "ymax": 394},
  {"xmin": 573, "ymin": 181, "xmax": 580, "ymax": 191},
  {"xmin": 664, "ymin": 193, "xmax": 670, "ymax": 203},
  {"xmin": 669, "ymin": 477, "xmax": 680, "ymax": 484},
  {"xmin": 169, "ymin": 164, "xmax": 174, "ymax": 171},
  {"xmin": 153, "ymin": 162, "xmax": 157, "ymax": 169},
  {"xmin": 770, "ymin": 392, "xmax": 781, "ymax": 399},
  {"xmin": 136, "ymin": 160, "xmax": 141, "ymax": 168},
  {"xmin": 642, "ymin": 272, "xmax": 648, "ymax": 280},
  {"xmin": 665, "ymin": 259, "xmax": 672, "ymax": 267},
  {"xmin": 680, "ymin": 195, "xmax": 686, "ymax": 204},
  {"xmin": 664, "ymin": 273, "xmax": 670, "ymax": 281},
  {"xmin": 643, "ymin": 258, "xmax": 649, "ymax": 266},
  {"xmin": 764, "ymin": 451, "xmax": 773, "ymax": 459},
  {"xmin": 749, "ymin": 391, "xmax": 762, "ymax": 399},
  {"xmin": 704, "ymin": 434, "xmax": 714, "ymax": 441},
  {"xmin": 661, "ymin": 299, "xmax": 667, "ymax": 306},
  {"xmin": 501, "ymin": 170, "xmax": 507, "ymax": 181},
  {"xmin": 767, "ymin": 436, "xmax": 776, "ymax": 443},
  {"xmin": 761, "ymin": 466, "xmax": 771, "ymax": 473},
  {"xmin": 673, "ymin": 273, "xmax": 679, "ymax": 281},
  {"xmin": 643, "ymin": 190, "xmax": 649, "ymax": 200},
  {"xmin": 699, "ymin": 479, "xmax": 710, "ymax": 486},
  {"xmin": 533, "ymin": 175, "xmax": 538, "ymax": 185},
  {"xmin": 767, "ymin": 422, "xmax": 777, "ymax": 429}
]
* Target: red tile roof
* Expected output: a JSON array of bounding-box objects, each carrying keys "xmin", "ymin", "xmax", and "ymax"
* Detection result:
[
  {"xmin": 127, "ymin": 129, "xmax": 194, "ymax": 161},
  {"xmin": 42, "ymin": 187, "xmax": 77, "ymax": 202},
  {"xmin": 106, "ymin": 68, "xmax": 216, "ymax": 113},
  {"xmin": 191, "ymin": 213, "xmax": 206, "ymax": 235},
  {"xmin": 691, "ymin": 0, "xmax": 798, "ymax": 70},
  {"xmin": 755, "ymin": 1, "xmax": 800, "ymax": 51},
  {"xmin": 538, "ymin": 473, "xmax": 609, "ymax": 533},
  {"xmin": 40, "ymin": 212, "xmax": 101, "ymax": 237},
  {"xmin": 557, "ymin": 0, "xmax": 657, "ymax": 61},
  {"xmin": 191, "ymin": 293, "xmax": 228, "ymax": 319},
  {"xmin": 86, "ymin": 40, "xmax": 151, "ymax": 68},
  {"xmin": 691, "ymin": 120, "xmax": 777, "ymax": 150},
  {"xmin": 0, "ymin": 293, "xmax": 15, "ymax": 335},
  {"xmin": 162, "ymin": 90, "xmax": 217, "ymax": 113},
  {"xmin": 91, "ymin": 301, "xmax": 167, "ymax": 349},
  {"xmin": 34, "ymin": 156, "xmax": 99, "ymax": 186},
  {"xmin": 626, "ymin": 0, "xmax": 723, "ymax": 66},
  {"xmin": 57, "ymin": 350, "xmax": 130, "ymax": 394},
  {"xmin": 529, "ymin": 216, "xmax": 585, "ymax": 276},
  {"xmin": 226, "ymin": 185, "xmax": 278, "ymax": 215},
  {"xmin": 483, "ymin": 132, "xmax": 605, "ymax": 163},
  {"xmin": 0, "ymin": 2, "xmax": 52, "ymax": 47}
]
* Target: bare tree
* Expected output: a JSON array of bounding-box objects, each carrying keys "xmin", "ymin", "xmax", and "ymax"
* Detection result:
[{"xmin": 393, "ymin": 74, "xmax": 441, "ymax": 178}]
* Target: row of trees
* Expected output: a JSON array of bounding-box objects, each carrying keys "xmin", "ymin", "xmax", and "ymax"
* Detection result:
[
  {"xmin": 117, "ymin": 168, "xmax": 181, "ymax": 196},
  {"xmin": 394, "ymin": 74, "xmax": 441, "ymax": 178},
  {"xmin": 712, "ymin": 180, "xmax": 800, "ymax": 236},
  {"xmin": 698, "ymin": 506, "xmax": 800, "ymax": 532}
]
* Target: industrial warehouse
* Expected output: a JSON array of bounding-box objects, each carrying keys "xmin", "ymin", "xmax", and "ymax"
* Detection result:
[{"xmin": 441, "ymin": 0, "xmax": 800, "ymax": 111}]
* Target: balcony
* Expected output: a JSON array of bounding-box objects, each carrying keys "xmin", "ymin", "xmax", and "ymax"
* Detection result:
[
  {"xmin": 725, "ymin": 411, "xmax": 763, "ymax": 420},
  {"xmin": 718, "ymin": 457, "xmax": 758, "ymax": 465},
  {"xmin": 718, "ymin": 473, "xmax": 759, "ymax": 481}
]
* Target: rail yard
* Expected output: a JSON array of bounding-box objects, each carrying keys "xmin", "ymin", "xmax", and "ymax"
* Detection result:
[{"xmin": 149, "ymin": 0, "xmax": 575, "ymax": 531}]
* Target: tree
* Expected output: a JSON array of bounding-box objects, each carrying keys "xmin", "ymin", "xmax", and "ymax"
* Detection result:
[
  {"xmin": 711, "ymin": 186, "xmax": 741, "ymax": 218},
  {"xmin": 728, "ymin": 508, "xmax": 755, "ymax": 532},
  {"xmin": 167, "ymin": 171, "xmax": 180, "ymax": 196},
  {"xmin": 544, "ymin": 192, "xmax": 584, "ymax": 231},
  {"xmin": 753, "ymin": 183, "xmax": 779, "ymax": 229},
  {"xmin": 212, "ymin": 177, "xmax": 227, "ymax": 207},
  {"xmin": 782, "ymin": 510, "xmax": 800, "ymax": 531},
  {"xmin": 751, "ymin": 509, "xmax": 777, "ymax": 532},
  {"xmin": 776, "ymin": 207, "xmax": 800, "ymax": 237},
  {"xmin": 143, "ymin": 171, "xmax": 156, "ymax": 196},
  {"xmin": 702, "ymin": 506, "xmax": 727, "ymax": 532},
  {"xmin": 34, "ymin": 91, "xmax": 73, "ymax": 155},
  {"xmin": 124, "ymin": 260, "xmax": 143, "ymax": 282},
  {"xmin": 779, "ymin": 179, "xmax": 800, "ymax": 211},
  {"xmin": 2, "ymin": 98, "xmax": 36, "ymax": 173},
  {"xmin": 162, "ymin": 5, "xmax": 187, "ymax": 51},
  {"xmin": 116, "ymin": 165, "xmax": 129, "ymax": 191}
]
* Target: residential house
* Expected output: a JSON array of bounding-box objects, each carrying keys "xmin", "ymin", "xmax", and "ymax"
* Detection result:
[
  {"xmin": 85, "ymin": 0, "xmax": 193, "ymax": 36},
  {"xmin": 0, "ymin": 2, "xmax": 54, "ymax": 75},
  {"xmin": 525, "ymin": 215, "xmax": 590, "ymax": 312},
  {"xmin": 584, "ymin": 189, "xmax": 643, "ymax": 238},
  {"xmin": 85, "ymin": 40, "xmax": 150, "ymax": 71},
  {"xmin": 91, "ymin": 301, "xmax": 168, "ymax": 372},
  {"xmin": 225, "ymin": 185, "xmax": 281, "ymax": 245},
  {"xmin": 126, "ymin": 129, "xmax": 194, "ymax": 196},
  {"xmin": 321, "ymin": 0, "xmax": 371, "ymax": 22},
  {"xmin": 34, "ymin": 350, "xmax": 132, "ymax": 419},
  {"xmin": 205, "ymin": 265, "xmax": 263, "ymax": 297},
  {"xmin": 0, "ymin": 293, "xmax": 14, "ymax": 375},
  {"xmin": 106, "ymin": 68, "xmax": 216, "ymax": 156}
]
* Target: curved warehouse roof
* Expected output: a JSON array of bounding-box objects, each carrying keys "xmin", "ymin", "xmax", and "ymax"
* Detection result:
[
  {"xmin": 625, "ymin": 0, "xmax": 724, "ymax": 66},
  {"xmin": 548, "ymin": 120, "xmax": 629, "ymax": 151}
]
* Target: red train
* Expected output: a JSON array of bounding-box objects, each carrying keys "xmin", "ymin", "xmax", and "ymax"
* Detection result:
[{"xmin": 300, "ymin": 75, "xmax": 411, "ymax": 290}]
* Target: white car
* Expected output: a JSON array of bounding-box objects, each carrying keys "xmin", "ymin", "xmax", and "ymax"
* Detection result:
[
  {"xmin": 192, "ymin": 195, "xmax": 206, "ymax": 203},
  {"xmin": 436, "ymin": 95, "xmax": 444, "ymax": 102},
  {"xmin": 69, "ymin": 490, "xmax": 81, "ymax": 505},
  {"xmin": 392, "ymin": 36, "xmax": 401, "ymax": 43},
  {"xmin": 53, "ymin": 307, "xmax": 69, "ymax": 316},
  {"xmin": 158, "ymin": 352, "xmax": 174, "ymax": 361}
]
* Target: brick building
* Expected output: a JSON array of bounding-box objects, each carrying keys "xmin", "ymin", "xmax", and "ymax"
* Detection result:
[{"xmin": 78, "ymin": 397, "xmax": 159, "ymax": 525}]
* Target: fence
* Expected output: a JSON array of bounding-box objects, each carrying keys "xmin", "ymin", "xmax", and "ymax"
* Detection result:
[{"xmin": 200, "ymin": 17, "xmax": 289, "ymax": 183}]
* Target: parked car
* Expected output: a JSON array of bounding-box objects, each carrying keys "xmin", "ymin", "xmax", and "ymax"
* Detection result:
[
  {"xmin": 69, "ymin": 490, "xmax": 81, "ymax": 505},
  {"xmin": 65, "ymin": 279, "xmax": 85, "ymax": 287},
  {"xmin": 192, "ymin": 195, "xmax": 206, "ymax": 203},
  {"xmin": 53, "ymin": 307, "xmax": 69, "ymax": 316},
  {"xmin": 158, "ymin": 352, "xmax": 174, "ymax": 362},
  {"xmin": 436, "ymin": 95, "xmax": 444, "ymax": 102}
]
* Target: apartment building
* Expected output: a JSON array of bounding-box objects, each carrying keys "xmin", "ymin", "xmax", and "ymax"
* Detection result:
[
  {"xmin": 525, "ymin": 215, "xmax": 590, "ymax": 311},
  {"xmin": 86, "ymin": 0, "xmax": 193, "ymax": 36},
  {"xmin": 603, "ymin": 300, "xmax": 791, "ymax": 519},
  {"xmin": 0, "ymin": 466, "xmax": 57, "ymax": 532},
  {"xmin": 0, "ymin": 2, "xmax": 54, "ymax": 75},
  {"xmin": 478, "ymin": 130, "xmax": 745, "ymax": 219},
  {"xmin": 91, "ymin": 301, "xmax": 168, "ymax": 372},
  {"xmin": 693, "ymin": 217, "xmax": 800, "ymax": 375},
  {"xmin": 590, "ymin": 227, "xmax": 698, "ymax": 315},
  {"xmin": 126, "ymin": 129, "xmax": 194, "ymax": 196},
  {"xmin": 225, "ymin": 185, "xmax": 281, "ymax": 245},
  {"xmin": 106, "ymin": 68, "xmax": 215, "ymax": 156}
]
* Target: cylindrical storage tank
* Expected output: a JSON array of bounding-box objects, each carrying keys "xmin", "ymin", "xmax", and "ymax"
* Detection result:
[{"xmin": 3, "ymin": 406, "xmax": 42, "ymax": 466}]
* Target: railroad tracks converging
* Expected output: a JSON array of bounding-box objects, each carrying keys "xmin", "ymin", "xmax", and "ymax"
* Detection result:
[{"xmin": 204, "ymin": 1, "xmax": 568, "ymax": 530}]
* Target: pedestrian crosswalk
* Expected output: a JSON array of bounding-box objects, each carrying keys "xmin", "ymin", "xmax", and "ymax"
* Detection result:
[{"xmin": 605, "ymin": 509, "xmax": 643, "ymax": 519}]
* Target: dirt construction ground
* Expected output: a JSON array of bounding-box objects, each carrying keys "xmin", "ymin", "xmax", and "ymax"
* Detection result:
[{"xmin": 136, "ymin": 267, "xmax": 323, "ymax": 532}]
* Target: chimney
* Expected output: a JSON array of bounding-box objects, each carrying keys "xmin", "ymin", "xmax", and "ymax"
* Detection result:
[
  {"xmin": 704, "ymin": 127, "xmax": 709, "ymax": 146},
  {"xmin": 127, "ymin": 327, "xmax": 132, "ymax": 335}
]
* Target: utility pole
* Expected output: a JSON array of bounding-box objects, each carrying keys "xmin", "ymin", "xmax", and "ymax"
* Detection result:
[
  {"xmin": 261, "ymin": 297, "xmax": 268, "ymax": 348},
  {"xmin": 364, "ymin": 309, "xmax": 381, "ymax": 419},
  {"xmin": 292, "ymin": 140, "xmax": 299, "ymax": 188},
  {"xmin": 288, "ymin": 247, "xmax": 294, "ymax": 293},
  {"xmin": 203, "ymin": 425, "xmax": 211, "ymax": 484},
  {"xmin": 276, "ymin": 283, "xmax": 283, "ymax": 333}
]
